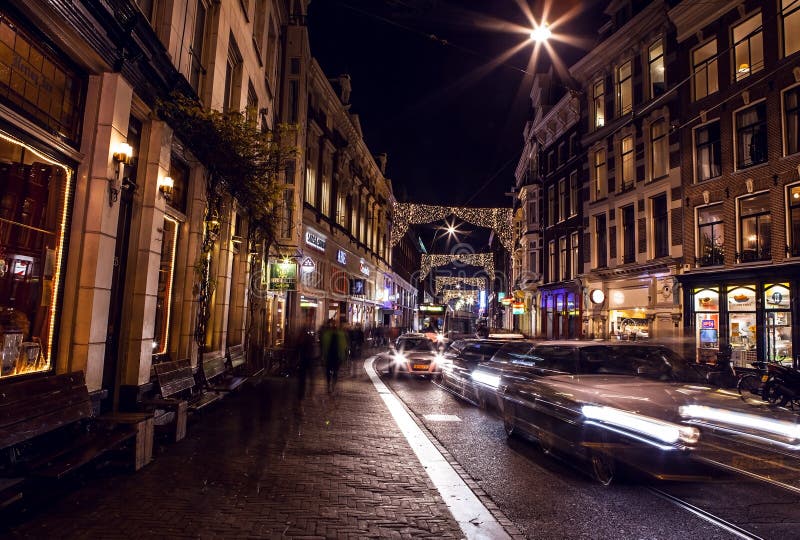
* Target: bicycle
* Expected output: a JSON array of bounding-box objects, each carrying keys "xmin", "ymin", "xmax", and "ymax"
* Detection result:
[{"xmin": 736, "ymin": 357, "xmax": 784, "ymax": 399}]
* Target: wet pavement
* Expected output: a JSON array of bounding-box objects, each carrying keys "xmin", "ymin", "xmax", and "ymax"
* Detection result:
[{"xmin": 2, "ymin": 352, "xmax": 517, "ymax": 539}]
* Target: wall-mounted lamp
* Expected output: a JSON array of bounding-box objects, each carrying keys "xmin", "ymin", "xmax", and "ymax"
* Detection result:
[
  {"xmin": 158, "ymin": 176, "xmax": 174, "ymax": 203},
  {"xmin": 109, "ymin": 141, "xmax": 134, "ymax": 206}
]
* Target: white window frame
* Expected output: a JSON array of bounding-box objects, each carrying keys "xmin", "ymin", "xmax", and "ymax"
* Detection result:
[
  {"xmin": 732, "ymin": 12, "xmax": 763, "ymax": 82},
  {"xmin": 693, "ymin": 119, "xmax": 722, "ymax": 183},
  {"xmin": 782, "ymin": 83, "xmax": 800, "ymax": 157},
  {"xmin": 593, "ymin": 78, "xmax": 605, "ymax": 129},
  {"xmin": 648, "ymin": 39, "xmax": 665, "ymax": 99},
  {"xmin": 782, "ymin": 0, "xmax": 800, "ymax": 57},
  {"xmin": 616, "ymin": 60, "xmax": 633, "ymax": 116},
  {"xmin": 692, "ymin": 39, "xmax": 718, "ymax": 101}
]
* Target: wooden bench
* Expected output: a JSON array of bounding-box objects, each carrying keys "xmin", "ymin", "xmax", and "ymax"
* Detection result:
[
  {"xmin": 146, "ymin": 359, "xmax": 220, "ymax": 441},
  {"xmin": 0, "ymin": 372, "xmax": 150, "ymax": 504},
  {"xmin": 203, "ymin": 351, "xmax": 246, "ymax": 393}
]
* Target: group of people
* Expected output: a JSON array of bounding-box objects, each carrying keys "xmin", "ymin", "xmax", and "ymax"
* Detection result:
[{"xmin": 294, "ymin": 319, "xmax": 373, "ymax": 398}]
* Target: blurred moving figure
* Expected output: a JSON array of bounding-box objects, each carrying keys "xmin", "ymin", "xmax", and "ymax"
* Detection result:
[
  {"xmin": 295, "ymin": 323, "xmax": 318, "ymax": 401},
  {"xmin": 320, "ymin": 318, "xmax": 348, "ymax": 393}
]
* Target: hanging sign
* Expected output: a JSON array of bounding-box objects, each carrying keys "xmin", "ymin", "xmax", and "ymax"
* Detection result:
[
  {"xmin": 267, "ymin": 261, "xmax": 297, "ymax": 290},
  {"xmin": 300, "ymin": 257, "xmax": 316, "ymax": 273}
]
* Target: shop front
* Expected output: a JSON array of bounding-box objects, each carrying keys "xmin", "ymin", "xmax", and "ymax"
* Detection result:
[
  {"xmin": 607, "ymin": 286, "xmax": 650, "ymax": 340},
  {"xmin": 0, "ymin": 8, "xmax": 85, "ymax": 379},
  {"xmin": 681, "ymin": 266, "xmax": 799, "ymax": 368},
  {"xmin": 539, "ymin": 285, "xmax": 582, "ymax": 339}
]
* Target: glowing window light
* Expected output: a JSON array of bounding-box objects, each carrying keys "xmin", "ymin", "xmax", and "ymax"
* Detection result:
[{"xmin": 155, "ymin": 215, "xmax": 180, "ymax": 356}]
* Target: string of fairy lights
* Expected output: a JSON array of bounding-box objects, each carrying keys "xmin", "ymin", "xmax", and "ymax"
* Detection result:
[
  {"xmin": 434, "ymin": 276, "xmax": 487, "ymax": 295},
  {"xmin": 390, "ymin": 203, "xmax": 513, "ymax": 251},
  {"xmin": 420, "ymin": 253, "xmax": 495, "ymax": 281},
  {"xmin": 441, "ymin": 288, "xmax": 479, "ymax": 305}
]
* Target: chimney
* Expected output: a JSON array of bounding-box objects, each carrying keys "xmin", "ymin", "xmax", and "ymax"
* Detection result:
[{"xmin": 375, "ymin": 153, "xmax": 387, "ymax": 175}]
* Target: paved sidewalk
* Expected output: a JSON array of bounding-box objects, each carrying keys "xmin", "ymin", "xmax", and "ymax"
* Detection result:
[{"xmin": 3, "ymin": 354, "xmax": 510, "ymax": 539}]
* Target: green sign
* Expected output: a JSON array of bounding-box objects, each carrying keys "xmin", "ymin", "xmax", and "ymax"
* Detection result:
[{"xmin": 268, "ymin": 262, "xmax": 297, "ymax": 291}]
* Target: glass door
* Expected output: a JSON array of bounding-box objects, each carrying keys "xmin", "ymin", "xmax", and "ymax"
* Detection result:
[
  {"xmin": 764, "ymin": 283, "xmax": 792, "ymax": 364},
  {"xmin": 694, "ymin": 287, "xmax": 719, "ymax": 363}
]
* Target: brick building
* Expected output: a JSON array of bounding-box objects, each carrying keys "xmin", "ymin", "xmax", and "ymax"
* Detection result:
[{"xmin": 670, "ymin": 0, "xmax": 800, "ymax": 367}]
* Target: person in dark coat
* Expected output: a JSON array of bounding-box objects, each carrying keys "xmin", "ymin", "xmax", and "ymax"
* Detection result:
[
  {"xmin": 320, "ymin": 318, "xmax": 347, "ymax": 393},
  {"xmin": 296, "ymin": 323, "xmax": 318, "ymax": 400}
]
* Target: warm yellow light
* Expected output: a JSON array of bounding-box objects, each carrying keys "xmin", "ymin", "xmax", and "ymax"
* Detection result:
[
  {"xmin": 112, "ymin": 141, "xmax": 133, "ymax": 163},
  {"xmin": 738, "ymin": 63, "xmax": 750, "ymax": 74},
  {"xmin": 793, "ymin": 191, "xmax": 800, "ymax": 199},
  {"xmin": 530, "ymin": 24, "xmax": 551, "ymax": 42}
]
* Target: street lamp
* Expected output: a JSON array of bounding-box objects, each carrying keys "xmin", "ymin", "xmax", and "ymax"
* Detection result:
[{"xmin": 530, "ymin": 23, "xmax": 551, "ymax": 42}]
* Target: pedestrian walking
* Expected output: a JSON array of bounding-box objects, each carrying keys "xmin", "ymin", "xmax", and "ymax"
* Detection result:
[
  {"xmin": 320, "ymin": 318, "xmax": 347, "ymax": 393},
  {"xmin": 295, "ymin": 323, "xmax": 318, "ymax": 401}
]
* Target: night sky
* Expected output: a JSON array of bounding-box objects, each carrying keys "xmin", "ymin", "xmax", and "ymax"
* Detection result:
[{"xmin": 308, "ymin": 0, "xmax": 604, "ymax": 210}]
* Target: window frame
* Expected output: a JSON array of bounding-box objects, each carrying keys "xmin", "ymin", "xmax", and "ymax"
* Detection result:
[
  {"xmin": 652, "ymin": 193, "xmax": 669, "ymax": 258},
  {"xmin": 570, "ymin": 231, "xmax": 579, "ymax": 278},
  {"xmin": 548, "ymin": 185, "xmax": 555, "ymax": 227},
  {"xmin": 737, "ymin": 191, "xmax": 772, "ymax": 262},
  {"xmin": 595, "ymin": 214, "xmax": 607, "ymax": 268},
  {"xmin": 696, "ymin": 203, "xmax": 725, "ymax": 266},
  {"xmin": 648, "ymin": 39, "xmax": 665, "ymax": 99},
  {"xmin": 692, "ymin": 38, "xmax": 718, "ymax": 101},
  {"xmin": 731, "ymin": 12, "xmax": 764, "ymax": 82},
  {"xmin": 558, "ymin": 178, "xmax": 566, "ymax": 222},
  {"xmin": 569, "ymin": 170, "xmax": 578, "ymax": 217},
  {"xmin": 616, "ymin": 60, "xmax": 633, "ymax": 116},
  {"xmin": 592, "ymin": 147, "xmax": 607, "ymax": 201},
  {"xmin": 559, "ymin": 236, "xmax": 568, "ymax": 281},
  {"xmin": 593, "ymin": 78, "xmax": 605, "ymax": 129},
  {"xmin": 548, "ymin": 240, "xmax": 556, "ymax": 282},
  {"xmin": 694, "ymin": 119, "xmax": 722, "ymax": 182},
  {"xmin": 782, "ymin": 84, "xmax": 800, "ymax": 156},
  {"xmin": 734, "ymin": 100, "xmax": 768, "ymax": 170},
  {"xmin": 650, "ymin": 118, "xmax": 669, "ymax": 180},
  {"xmin": 622, "ymin": 204, "xmax": 636, "ymax": 264},
  {"xmin": 782, "ymin": 0, "xmax": 800, "ymax": 57},
  {"xmin": 787, "ymin": 182, "xmax": 800, "ymax": 257},
  {"xmin": 620, "ymin": 135, "xmax": 635, "ymax": 191}
]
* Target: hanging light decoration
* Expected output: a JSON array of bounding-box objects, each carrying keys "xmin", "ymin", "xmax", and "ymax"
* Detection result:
[
  {"xmin": 435, "ymin": 276, "xmax": 486, "ymax": 295},
  {"xmin": 390, "ymin": 203, "xmax": 513, "ymax": 251},
  {"xmin": 420, "ymin": 253, "xmax": 495, "ymax": 281}
]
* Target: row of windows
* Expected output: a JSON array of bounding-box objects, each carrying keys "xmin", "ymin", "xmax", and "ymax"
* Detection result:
[
  {"xmin": 694, "ymin": 86, "xmax": 800, "ymax": 183},
  {"xmin": 543, "ymin": 133, "xmax": 579, "ymax": 175},
  {"xmin": 592, "ymin": 3, "xmax": 800, "ymax": 130},
  {"xmin": 592, "ymin": 193, "xmax": 670, "ymax": 269},
  {"xmin": 590, "ymin": 117, "xmax": 669, "ymax": 202},
  {"xmin": 545, "ymin": 171, "xmax": 579, "ymax": 226},
  {"xmin": 546, "ymin": 232, "xmax": 580, "ymax": 283},
  {"xmin": 696, "ymin": 185, "xmax": 800, "ymax": 266}
]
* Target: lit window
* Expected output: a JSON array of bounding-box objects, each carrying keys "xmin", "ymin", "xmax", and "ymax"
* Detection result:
[
  {"xmin": 652, "ymin": 194, "xmax": 669, "ymax": 258},
  {"xmin": 620, "ymin": 135, "xmax": 634, "ymax": 191},
  {"xmin": 559, "ymin": 237, "xmax": 568, "ymax": 281},
  {"xmin": 558, "ymin": 178, "xmax": 566, "ymax": 222},
  {"xmin": 732, "ymin": 13, "xmax": 763, "ymax": 81},
  {"xmin": 650, "ymin": 119, "xmax": 668, "ymax": 179},
  {"xmin": 153, "ymin": 217, "xmax": 179, "ymax": 356},
  {"xmin": 570, "ymin": 232, "xmax": 579, "ymax": 278},
  {"xmin": 622, "ymin": 205, "xmax": 636, "ymax": 263},
  {"xmin": 692, "ymin": 40, "xmax": 718, "ymax": 100},
  {"xmin": 784, "ymin": 87, "xmax": 800, "ymax": 155},
  {"xmin": 738, "ymin": 192, "xmax": 771, "ymax": 262},
  {"xmin": 592, "ymin": 148, "xmax": 607, "ymax": 201},
  {"xmin": 788, "ymin": 184, "xmax": 800, "ymax": 257},
  {"xmin": 648, "ymin": 40, "xmax": 665, "ymax": 98},
  {"xmin": 735, "ymin": 102, "xmax": 767, "ymax": 168},
  {"xmin": 695, "ymin": 121, "xmax": 721, "ymax": 181},
  {"xmin": 697, "ymin": 204, "xmax": 725, "ymax": 266},
  {"xmin": 617, "ymin": 60, "xmax": 633, "ymax": 115},
  {"xmin": 783, "ymin": 0, "xmax": 800, "ymax": 57},
  {"xmin": 569, "ymin": 171, "xmax": 578, "ymax": 216},
  {"xmin": 593, "ymin": 79, "xmax": 605, "ymax": 128}
]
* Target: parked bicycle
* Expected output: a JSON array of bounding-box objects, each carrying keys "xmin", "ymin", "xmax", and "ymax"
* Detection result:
[{"xmin": 762, "ymin": 359, "xmax": 800, "ymax": 409}]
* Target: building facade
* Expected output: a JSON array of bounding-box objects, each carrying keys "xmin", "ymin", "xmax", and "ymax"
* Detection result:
[
  {"xmin": 0, "ymin": 0, "xmax": 290, "ymax": 410},
  {"xmin": 571, "ymin": 0, "xmax": 683, "ymax": 343},
  {"xmin": 670, "ymin": 0, "xmax": 800, "ymax": 367}
]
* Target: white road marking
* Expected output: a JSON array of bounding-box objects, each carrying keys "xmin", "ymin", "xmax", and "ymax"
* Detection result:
[
  {"xmin": 424, "ymin": 414, "xmax": 462, "ymax": 422},
  {"xmin": 365, "ymin": 357, "xmax": 510, "ymax": 540}
]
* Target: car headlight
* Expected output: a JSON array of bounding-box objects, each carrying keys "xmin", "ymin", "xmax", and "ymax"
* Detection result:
[
  {"xmin": 471, "ymin": 369, "xmax": 500, "ymax": 389},
  {"xmin": 680, "ymin": 404, "xmax": 800, "ymax": 446},
  {"xmin": 392, "ymin": 352, "xmax": 407, "ymax": 365},
  {"xmin": 582, "ymin": 405, "xmax": 700, "ymax": 445}
]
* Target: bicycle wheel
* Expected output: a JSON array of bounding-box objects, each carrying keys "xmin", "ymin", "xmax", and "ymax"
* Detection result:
[
  {"xmin": 763, "ymin": 377, "xmax": 790, "ymax": 407},
  {"xmin": 737, "ymin": 373, "xmax": 762, "ymax": 397}
]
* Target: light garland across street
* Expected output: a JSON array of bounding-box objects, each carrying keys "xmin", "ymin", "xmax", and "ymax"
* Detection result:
[
  {"xmin": 420, "ymin": 253, "xmax": 495, "ymax": 281},
  {"xmin": 390, "ymin": 203, "xmax": 513, "ymax": 251},
  {"xmin": 435, "ymin": 276, "xmax": 487, "ymax": 295},
  {"xmin": 441, "ymin": 289, "xmax": 479, "ymax": 305}
]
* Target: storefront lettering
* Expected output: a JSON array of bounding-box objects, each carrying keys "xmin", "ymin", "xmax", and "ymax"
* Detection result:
[
  {"xmin": 305, "ymin": 230, "xmax": 326, "ymax": 252},
  {"xmin": 337, "ymin": 249, "xmax": 347, "ymax": 265}
]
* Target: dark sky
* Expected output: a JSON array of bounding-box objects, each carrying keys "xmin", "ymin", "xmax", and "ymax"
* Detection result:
[{"xmin": 307, "ymin": 0, "xmax": 604, "ymax": 209}]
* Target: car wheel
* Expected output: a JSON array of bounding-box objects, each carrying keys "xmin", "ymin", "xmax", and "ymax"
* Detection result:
[
  {"xmin": 503, "ymin": 403, "xmax": 517, "ymax": 438},
  {"xmin": 586, "ymin": 431, "xmax": 615, "ymax": 486}
]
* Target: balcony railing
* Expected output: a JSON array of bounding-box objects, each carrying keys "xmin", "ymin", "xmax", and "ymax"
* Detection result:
[{"xmin": 736, "ymin": 247, "xmax": 771, "ymax": 263}]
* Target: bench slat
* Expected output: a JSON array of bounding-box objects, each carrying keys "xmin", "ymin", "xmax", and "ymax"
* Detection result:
[
  {"xmin": 154, "ymin": 359, "xmax": 195, "ymax": 398},
  {"xmin": 187, "ymin": 392, "xmax": 221, "ymax": 412},
  {"xmin": 203, "ymin": 353, "xmax": 227, "ymax": 381},
  {"xmin": 32, "ymin": 427, "xmax": 137, "ymax": 480}
]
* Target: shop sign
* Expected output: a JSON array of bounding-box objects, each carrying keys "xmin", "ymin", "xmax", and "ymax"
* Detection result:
[
  {"xmin": 727, "ymin": 287, "xmax": 755, "ymax": 311},
  {"xmin": 765, "ymin": 284, "xmax": 790, "ymax": 308},
  {"xmin": 500, "ymin": 297, "xmax": 513, "ymax": 306},
  {"xmin": 419, "ymin": 304, "xmax": 445, "ymax": 313},
  {"xmin": 701, "ymin": 319, "xmax": 715, "ymax": 329},
  {"xmin": 359, "ymin": 259, "xmax": 370, "ymax": 276},
  {"xmin": 300, "ymin": 257, "xmax": 316, "ymax": 273},
  {"xmin": 300, "ymin": 295, "xmax": 318, "ymax": 308},
  {"xmin": 512, "ymin": 302, "xmax": 525, "ymax": 315},
  {"xmin": 305, "ymin": 230, "xmax": 326, "ymax": 252},
  {"xmin": 336, "ymin": 249, "xmax": 347, "ymax": 265},
  {"xmin": 267, "ymin": 261, "xmax": 297, "ymax": 290},
  {"xmin": 590, "ymin": 289, "xmax": 605, "ymax": 304}
]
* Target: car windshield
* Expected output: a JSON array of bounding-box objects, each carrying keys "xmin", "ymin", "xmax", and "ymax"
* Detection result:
[
  {"xmin": 398, "ymin": 338, "xmax": 434, "ymax": 351},
  {"xmin": 578, "ymin": 345, "xmax": 707, "ymax": 383}
]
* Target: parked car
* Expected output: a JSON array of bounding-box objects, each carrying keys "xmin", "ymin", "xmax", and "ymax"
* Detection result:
[
  {"xmin": 379, "ymin": 334, "xmax": 444, "ymax": 377},
  {"xmin": 439, "ymin": 338, "xmax": 523, "ymax": 407},
  {"xmin": 473, "ymin": 341, "xmax": 799, "ymax": 485}
]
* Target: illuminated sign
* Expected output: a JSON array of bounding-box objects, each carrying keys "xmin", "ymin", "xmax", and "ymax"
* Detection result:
[
  {"xmin": 512, "ymin": 302, "xmax": 525, "ymax": 315},
  {"xmin": 701, "ymin": 319, "xmax": 715, "ymax": 329},
  {"xmin": 305, "ymin": 230, "xmax": 326, "ymax": 252},
  {"xmin": 337, "ymin": 249, "xmax": 347, "ymax": 265},
  {"xmin": 590, "ymin": 289, "xmax": 605, "ymax": 304},
  {"xmin": 498, "ymin": 292, "xmax": 506, "ymax": 301},
  {"xmin": 300, "ymin": 295, "xmax": 319, "ymax": 308},
  {"xmin": 419, "ymin": 304, "xmax": 445, "ymax": 313},
  {"xmin": 359, "ymin": 259, "xmax": 370, "ymax": 276},
  {"xmin": 267, "ymin": 262, "xmax": 297, "ymax": 290},
  {"xmin": 350, "ymin": 278, "xmax": 365, "ymax": 296},
  {"xmin": 300, "ymin": 257, "xmax": 316, "ymax": 273},
  {"xmin": 500, "ymin": 297, "xmax": 513, "ymax": 306}
]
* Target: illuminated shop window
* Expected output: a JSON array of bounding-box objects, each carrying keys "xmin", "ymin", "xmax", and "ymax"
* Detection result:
[{"xmin": 0, "ymin": 134, "xmax": 72, "ymax": 378}]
